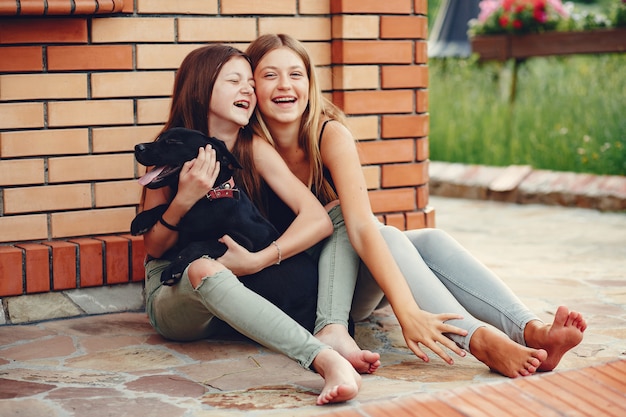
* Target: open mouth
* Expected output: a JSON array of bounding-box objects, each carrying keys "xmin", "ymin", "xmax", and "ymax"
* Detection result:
[
  {"xmin": 234, "ymin": 100, "xmax": 250, "ymax": 109},
  {"xmin": 138, "ymin": 165, "xmax": 182, "ymax": 187},
  {"xmin": 272, "ymin": 97, "xmax": 296, "ymax": 104}
]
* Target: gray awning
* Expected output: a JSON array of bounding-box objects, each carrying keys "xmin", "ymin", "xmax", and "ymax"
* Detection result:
[{"xmin": 428, "ymin": 0, "xmax": 480, "ymax": 58}]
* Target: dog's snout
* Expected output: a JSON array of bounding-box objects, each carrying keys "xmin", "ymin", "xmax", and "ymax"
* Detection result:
[{"xmin": 135, "ymin": 143, "xmax": 147, "ymax": 152}]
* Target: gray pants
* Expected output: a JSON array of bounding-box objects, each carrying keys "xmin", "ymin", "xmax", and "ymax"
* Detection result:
[
  {"xmin": 315, "ymin": 205, "xmax": 539, "ymax": 351},
  {"xmin": 145, "ymin": 259, "xmax": 327, "ymax": 368}
]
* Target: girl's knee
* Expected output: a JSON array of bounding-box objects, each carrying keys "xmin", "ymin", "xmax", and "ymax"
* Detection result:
[{"xmin": 187, "ymin": 257, "xmax": 227, "ymax": 288}]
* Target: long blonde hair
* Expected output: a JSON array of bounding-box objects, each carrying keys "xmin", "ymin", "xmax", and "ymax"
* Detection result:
[{"xmin": 246, "ymin": 33, "xmax": 347, "ymax": 206}]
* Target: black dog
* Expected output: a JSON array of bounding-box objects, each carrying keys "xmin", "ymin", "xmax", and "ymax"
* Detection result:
[
  {"xmin": 131, "ymin": 127, "xmax": 281, "ymax": 285},
  {"xmin": 130, "ymin": 127, "xmax": 319, "ymax": 332}
]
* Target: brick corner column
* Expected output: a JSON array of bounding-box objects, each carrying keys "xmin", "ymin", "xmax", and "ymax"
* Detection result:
[{"xmin": 330, "ymin": 0, "xmax": 432, "ymax": 230}]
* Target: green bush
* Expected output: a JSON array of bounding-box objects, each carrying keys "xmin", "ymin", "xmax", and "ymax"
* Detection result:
[{"xmin": 428, "ymin": 54, "xmax": 626, "ymax": 176}]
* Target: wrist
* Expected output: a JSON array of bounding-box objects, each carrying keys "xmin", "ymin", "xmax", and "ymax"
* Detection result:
[{"xmin": 271, "ymin": 241, "xmax": 282, "ymax": 265}]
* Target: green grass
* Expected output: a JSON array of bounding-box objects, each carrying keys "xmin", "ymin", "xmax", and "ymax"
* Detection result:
[{"xmin": 428, "ymin": 54, "xmax": 626, "ymax": 176}]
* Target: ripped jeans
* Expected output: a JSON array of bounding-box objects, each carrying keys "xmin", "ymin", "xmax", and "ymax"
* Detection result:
[
  {"xmin": 144, "ymin": 258, "xmax": 327, "ymax": 368},
  {"xmin": 314, "ymin": 204, "xmax": 539, "ymax": 351}
]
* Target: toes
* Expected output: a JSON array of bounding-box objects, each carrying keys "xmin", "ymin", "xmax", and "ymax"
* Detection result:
[{"xmin": 553, "ymin": 306, "xmax": 570, "ymax": 327}]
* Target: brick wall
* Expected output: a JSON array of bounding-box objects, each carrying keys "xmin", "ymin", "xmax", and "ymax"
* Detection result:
[{"xmin": 0, "ymin": 0, "xmax": 432, "ymax": 299}]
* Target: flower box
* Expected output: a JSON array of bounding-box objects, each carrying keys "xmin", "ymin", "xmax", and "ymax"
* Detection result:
[{"xmin": 471, "ymin": 28, "xmax": 626, "ymax": 61}]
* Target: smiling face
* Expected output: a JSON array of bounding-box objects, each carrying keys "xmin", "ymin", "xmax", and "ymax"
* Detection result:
[
  {"xmin": 253, "ymin": 47, "xmax": 309, "ymax": 127},
  {"xmin": 208, "ymin": 56, "xmax": 256, "ymax": 133}
]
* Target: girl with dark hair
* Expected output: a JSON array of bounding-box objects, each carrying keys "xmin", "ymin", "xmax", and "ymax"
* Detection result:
[{"xmin": 138, "ymin": 44, "xmax": 361, "ymax": 405}]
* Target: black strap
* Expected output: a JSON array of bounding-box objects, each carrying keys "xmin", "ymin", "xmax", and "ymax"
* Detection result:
[{"xmin": 319, "ymin": 119, "xmax": 333, "ymax": 146}]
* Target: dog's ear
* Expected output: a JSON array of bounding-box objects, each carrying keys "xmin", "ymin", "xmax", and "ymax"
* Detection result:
[{"xmin": 209, "ymin": 137, "xmax": 243, "ymax": 169}]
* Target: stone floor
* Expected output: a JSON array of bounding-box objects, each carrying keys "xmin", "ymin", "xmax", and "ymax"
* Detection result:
[{"xmin": 1, "ymin": 196, "xmax": 625, "ymax": 416}]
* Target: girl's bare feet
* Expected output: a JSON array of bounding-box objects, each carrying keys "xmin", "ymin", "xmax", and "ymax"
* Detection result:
[
  {"xmin": 524, "ymin": 306, "xmax": 586, "ymax": 372},
  {"xmin": 315, "ymin": 324, "xmax": 381, "ymax": 374},
  {"xmin": 469, "ymin": 326, "xmax": 548, "ymax": 378},
  {"xmin": 311, "ymin": 348, "xmax": 361, "ymax": 405}
]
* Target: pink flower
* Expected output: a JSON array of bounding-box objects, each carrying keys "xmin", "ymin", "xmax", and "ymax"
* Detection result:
[
  {"xmin": 513, "ymin": 19, "xmax": 523, "ymax": 29},
  {"xmin": 478, "ymin": 0, "xmax": 502, "ymax": 22},
  {"xmin": 547, "ymin": 0, "xmax": 569, "ymax": 17}
]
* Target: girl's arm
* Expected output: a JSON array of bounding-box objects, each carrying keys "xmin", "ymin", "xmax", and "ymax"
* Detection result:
[
  {"xmin": 217, "ymin": 137, "xmax": 332, "ymax": 275},
  {"xmin": 320, "ymin": 121, "xmax": 467, "ymax": 364},
  {"xmin": 143, "ymin": 145, "xmax": 220, "ymax": 258}
]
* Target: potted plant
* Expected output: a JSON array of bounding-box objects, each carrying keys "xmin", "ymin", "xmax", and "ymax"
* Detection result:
[{"xmin": 469, "ymin": 0, "xmax": 626, "ymax": 60}]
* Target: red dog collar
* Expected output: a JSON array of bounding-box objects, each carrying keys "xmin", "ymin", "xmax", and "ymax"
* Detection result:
[{"xmin": 206, "ymin": 177, "xmax": 239, "ymax": 201}]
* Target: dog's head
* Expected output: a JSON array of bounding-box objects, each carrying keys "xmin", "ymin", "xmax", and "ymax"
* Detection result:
[{"xmin": 135, "ymin": 127, "xmax": 242, "ymax": 189}]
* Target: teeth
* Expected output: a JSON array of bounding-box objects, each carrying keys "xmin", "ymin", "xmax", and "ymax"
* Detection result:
[
  {"xmin": 273, "ymin": 97, "xmax": 295, "ymax": 103},
  {"xmin": 234, "ymin": 101, "xmax": 249, "ymax": 109}
]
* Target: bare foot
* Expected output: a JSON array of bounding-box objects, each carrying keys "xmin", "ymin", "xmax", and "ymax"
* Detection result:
[
  {"xmin": 312, "ymin": 348, "xmax": 361, "ymax": 405},
  {"xmin": 469, "ymin": 326, "xmax": 548, "ymax": 378},
  {"xmin": 315, "ymin": 324, "xmax": 381, "ymax": 374},
  {"xmin": 524, "ymin": 306, "xmax": 586, "ymax": 372}
]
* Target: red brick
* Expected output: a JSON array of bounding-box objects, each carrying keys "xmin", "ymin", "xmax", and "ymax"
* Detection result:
[
  {"xmin": 417, "ymin": 184, "xmax": 429, "ymax": 208},
  {"xmin": 358, "ymin": 139, "xmax": 414, "ymax": 165},
  {"xmin": 121, "ymin": 0, "xmax": 134, "ymax": 13},
  {"xmin": 382, "ymin": 163, "xmax": 428, "ymax": 187},
  {"xmin": 416, "ymin": 89, "xmax": 428, "ymax": 113},
  {"xmin": 14, "ymin": 243, "xmax": 50, "ymax": 294},
  {"xmin": 44, "ymin": 0, "xmax": 73, "ymax": 14},
  {"xmin": 0, "ymin": 246, "xmax": 24, "ymax": 296},
  {"xmin": 0, "ymin": 18, "xmax": 88, "ymax": 44},
  {"xmin": 42, "ymin": 241, "xmax": 77, "ymax": 291},
  {"xmin": 332, "ymin": 40, "xmax": 412, "ymax": 64},
  {"xmin": 69, "ymin": 238, "xmax": 103, "ymax": 287},
  {"xmin": 19, "ymin": 1, "xmax": 45, "ymax": 15},
  {"xmin": 381, "ymin": 16, "xmax": 427, "ymax": 39},
  {"xmin": 0, "ymin": 46, "xmax": 43, "ymax": 72},
  {"xmin": 48, "ymin": 45, "xmax": 133, "ymax": 71},
  {"xmin": 416, "ymin": 137, "xmax": 429, "ymax": 161},
  {"xmin": 368, "ymin": 188, "xmax": 415, "ymax": 214},
  {"xmin": 119, "ymin": 234, "xmax": 146, "ymax": 282},
  {"xmin": 95, "ymin": 236, "xmax": 129, "ymax": 285},
  {"xmin": 382, "ymin": 115, "xmax": 428, "ymax": 138},
  {"xmin": 381, "ymin": 66, "xmax": 428, "ymax": 89},
  {"xmin": 0, "ymin": 3, "xmax": 17, "ymax": 14},
  {"xmin": 415, "ymin": 41, "xmax": 428, "ymax": 64},
  {"xmin": 424, "ymin": 206, "xmax": 435, "ymax": 228},
  {"xmin": 337, "ymin": 90, "xmax": 413, "ymax": 115},
  {"xmin": 384, "ymin": 213, "xmax": 405, "ymax": 230},
  {"xmin": 74, "ymin": 0, "xmax": 98, "ymax": 14},
  {"xmin": 331, "ymin": 0, "xmax": 412, "ymax": 14},
  {"xmin": 415, "ymin": 0, "xmax": 427, "ymax": 15}
]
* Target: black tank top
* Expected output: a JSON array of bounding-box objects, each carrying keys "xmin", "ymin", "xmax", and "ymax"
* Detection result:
[{"xmin": 265, "ymin": 120, "xmax": 336, "ymax": 233}]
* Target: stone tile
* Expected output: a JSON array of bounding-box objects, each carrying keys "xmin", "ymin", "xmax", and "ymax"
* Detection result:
[
  {"xmin": 375, "ymin": 359, "xmax": 487, "ymax": 384},
  {"xmin": 2, "ymin": 367, "xmax": 127, "ymax": 386},
  {"xmin": 201, "ymin": 385, "xmax": 319, "ymax": 410},
  {"xmin": 46, "ymin": 386, "xmax": 122, "ymax": 399},
  {"xmin": 125, "ymin": 374, "xmax": 207, "ymax": 397},
  {"xmin": 0, "ymin": 378, "xmax": 56, "ymax": 399},
  {"xmin": 79, "ymin": 335, "xmax": 147, "ymax": 353},
  {"xmin": 0, "ymin": 336, "xmax": 75, "ymax": 361},
  {"xmin": 65, "ymin": 346, "xmax": 185, "ymax": 372},
  {"xmin": 5, "ymin": 293, "xmax": 82, "ymax": 324},
  {"xmin": 41, "ymin": 312, "xmax": 153, "ymax": 336},
  {"xmin": 0, "ymin": 398, "xmax": 61, "ymax": 417},
  {"xmin": 57, "ymin": 396, "xmax": 187, "ymax": 417},
  {"xmin": 64, "ymin": 283, "xmax": 144, "ymax": 314},
  {"xmin": 0, "ymin": 323, "xmax": 55, "ymax": 346},
  {"xmin": 180, "ymin": 353, "xmax": 316, "ymax": 392},
  {"xmin": 157, "ymin": 338, "xmax": 261, "ymax": 361}
]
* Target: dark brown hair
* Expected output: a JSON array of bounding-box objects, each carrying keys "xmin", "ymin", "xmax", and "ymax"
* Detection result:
[{"xmin": 140, "ymin": 44, "xmax": 258, "ymax": 208}]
